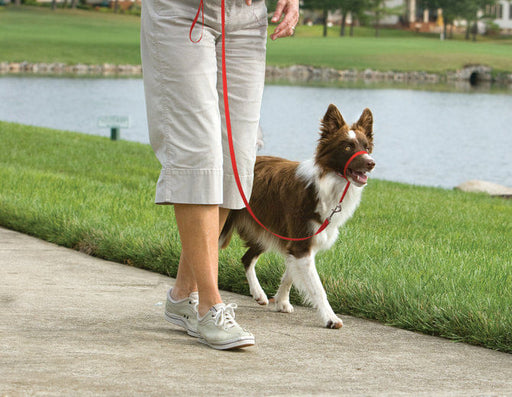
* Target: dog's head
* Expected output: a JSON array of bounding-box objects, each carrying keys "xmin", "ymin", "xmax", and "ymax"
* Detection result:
[{"xmin": 315, "ymin": 104, "xmax": 375, "ymax": 187}]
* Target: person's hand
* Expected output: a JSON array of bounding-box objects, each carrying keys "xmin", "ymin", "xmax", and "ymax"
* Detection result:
[{"xmin": 269, "ymin": 0, "xmax": 299, "ymax": 41}]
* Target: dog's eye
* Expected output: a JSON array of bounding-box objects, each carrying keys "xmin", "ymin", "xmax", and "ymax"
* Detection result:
[{"xmin": 344, "ymin": 144, "xmax": 352, "ymax": 152}]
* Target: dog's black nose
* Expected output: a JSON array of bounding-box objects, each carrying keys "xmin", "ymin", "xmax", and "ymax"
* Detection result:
[{"xmin": 366, "ymin": 159, "xmax": 376, "ymax": 171}]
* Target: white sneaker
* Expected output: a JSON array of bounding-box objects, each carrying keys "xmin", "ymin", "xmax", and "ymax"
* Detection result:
[
  {"xmin": 197, "ymin": 303, "xmax": 255, "ymax": 350},
  {"xmin": 164, "ymin": 288, "xmax": 199, "ymax": 337}
]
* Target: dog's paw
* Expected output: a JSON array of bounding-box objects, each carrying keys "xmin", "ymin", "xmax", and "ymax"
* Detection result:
[
  {"xmin": 254, "ymin": 294, "xmax": 269, "ymax": 306},
  {"xmin": 325, "ymin": 317, "xmax": 343, "ymax": 329},
  {"xmin": 276, "ymin": 300, "xmax": 294, "ymax": 313},
  {"xmin": 250, "ymin": 288, "xmax": 269, "ymax": 305}
]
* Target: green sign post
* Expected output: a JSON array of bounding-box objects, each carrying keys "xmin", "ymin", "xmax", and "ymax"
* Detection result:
[{"xmin": 98, "ymin": 116, "xmax": 131, "ymax": 141}]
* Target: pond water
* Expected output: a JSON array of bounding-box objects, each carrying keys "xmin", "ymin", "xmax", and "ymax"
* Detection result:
[{"xmin": 1, "ymin": 76, "xmax": 511, "ymax": 189}]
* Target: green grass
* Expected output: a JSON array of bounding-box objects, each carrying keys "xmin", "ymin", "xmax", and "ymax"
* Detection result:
[
  {"xmin": 1, "ymin": 6, "xmax": 512, "ymax": 73},
  {"xmin": 1, "ymin": 121, "xmax": 511, "ymax": 353},
  {"xmin": 268, "ymin": 27, "xmax": 512, "ymax": 73},
  {"xmin": 0, "ymin": 6, "xmax": 142, "ymax": 65}
]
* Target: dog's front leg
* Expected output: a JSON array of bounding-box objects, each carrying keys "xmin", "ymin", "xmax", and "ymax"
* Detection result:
[
  {"xmin": 246, "ymin": 257, "xmax": 269, "ymax": 305},
  {"xmin": 242, "ymin": 247, "xmax": 268, "ymax": 305},
  {"xmin": 290, "ymin": 253, "xmax": 343, "ymax": 329},
  {"xmin": 274, "ymin": 264, "xmax": 294, "ymax": 313}
]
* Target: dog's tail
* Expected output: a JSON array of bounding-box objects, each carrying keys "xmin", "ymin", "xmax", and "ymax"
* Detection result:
[{"xmin": 219, "ymin": 211, "xmax": 236, "ymax": 250}]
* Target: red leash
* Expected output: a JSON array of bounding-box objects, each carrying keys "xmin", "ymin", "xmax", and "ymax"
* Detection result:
[
  {"xmin": 189, "ymin": 0, "xmax": 204, "ymax": 43},
  {"xmin": 191, "ymin": 0, "xmax": 367, "ymax": 241}
]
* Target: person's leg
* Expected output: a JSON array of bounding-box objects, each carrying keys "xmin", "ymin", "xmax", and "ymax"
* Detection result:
[
  {"xmin": 141, "ymin": 0, "xmax": 259, "ymax": 348},
  {"xmin": 173, "ymin": 204, "xmax": 223, "ymax": 316},
  {"xmin": 141, "ymin": 0, "xmax": 227, "ymax": 317},
  {"xmin": 172, "ymin": 205, "xmax": 231, "ymax": 316},
  {"xmin": 170, "ymin": 255, "xmax": 196, "ymax": 300},
  {"xmin": 219, "ymin": 207, "xmax": 230, "ymax": 231},
  {"xmin": 173, "ymin": 204, "xmax": 254, "ymax": 350},
  {"xmin": 141, "ymin": 0, "xmax": 224, "ymax": 207}
]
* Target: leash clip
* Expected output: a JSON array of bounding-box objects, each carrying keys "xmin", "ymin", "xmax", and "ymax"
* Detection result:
[{"xmin": 327, "ymin": 203, "xmax": 343, "ymax": 223}]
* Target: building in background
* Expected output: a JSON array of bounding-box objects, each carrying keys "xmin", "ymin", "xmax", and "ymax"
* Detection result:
[
  {"xmin": 485, "ymin": 1, "xmax": 512, "ymax": 31},
  {"xmin": 302, "ymin": 0, "xmax": 510, "ymax": 33},
  {"xmin": 404, "ymin": 0, "xmax": 511, "ymax": 32}
]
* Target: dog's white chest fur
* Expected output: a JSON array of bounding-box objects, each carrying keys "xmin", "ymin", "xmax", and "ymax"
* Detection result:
[{"xmin": 297, "ymin": 159, "xmax": 363, "ymax": 251}]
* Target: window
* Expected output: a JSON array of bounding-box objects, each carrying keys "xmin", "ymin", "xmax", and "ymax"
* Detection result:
[{"xmin": 485, "ymin": 3, "xmax": 504, "ymax": 19}]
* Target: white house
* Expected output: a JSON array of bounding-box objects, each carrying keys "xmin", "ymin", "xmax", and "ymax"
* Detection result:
[{"xmin": 486, "ymin": 1, "xmax": 512, "ymax": 30}]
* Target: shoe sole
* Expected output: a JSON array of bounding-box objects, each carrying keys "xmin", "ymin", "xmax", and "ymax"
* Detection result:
[
  {"xmin": 164, "ymin": 312, "xmax": 200, "ymax": 338},
  {"xmin": 198, "ymin": 336, "xmax": 255, "ymax": 350}
]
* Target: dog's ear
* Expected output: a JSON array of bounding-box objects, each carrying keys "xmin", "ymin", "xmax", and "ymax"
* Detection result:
[
  {"xmin": 321, "ymin": 104, "xmax": 346, "ymax": 136},
  {"xmin": 355, "ymin": 108, "xmax": 373, "ymax": 140}
]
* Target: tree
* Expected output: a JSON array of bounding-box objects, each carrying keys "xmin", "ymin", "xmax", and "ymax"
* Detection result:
[
  {"xmin": 459, "ymin": 0, "xmax": 495, "ymax": 41},
  {"xmin": 336, "ymin": 0, "xmax": 369, "ymax": 36},
  {"xmin": 421, "ymin": 0, "xmax": 494, "ymax": 41},
  {"xmin": 302, "ymin": 0, "xmax": 339, "ymax": 37},
  {"xmin": 367, "ymin": 0, "xmax": 403, "ymax": 37},
  {"xmin": 340, "ymin": 6, "xmax": 348, "ymax": 36},
  {"xmin": 348, "ymin": 0, "xmax": 369, "ymax": 36}
]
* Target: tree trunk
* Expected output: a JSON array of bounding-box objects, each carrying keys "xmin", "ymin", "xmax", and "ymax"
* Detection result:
[
  {"xmin": 375, "ymin": 11, "xmax": 380, "ymax": 37},
  {"xmin": 71, "ymin": 0, "xmax": 78, "ymax": 9},
  {"xmin": 465, "ymin": 21, "xmax": 470, "ymax": 40},
  {"xmin": 340, "ymin": 11, "xmax": 347, "ymax": 37},
  {"xmin": 51, "ymin": 0, "xmax": 57, "ymax": 10},
  {"xmin": 323, "ymin": 8, "xmax": 328, "ymax": 37},
  {"xmin": 349, "ymin": 15, "xmax": 356, "ymax": 36}
]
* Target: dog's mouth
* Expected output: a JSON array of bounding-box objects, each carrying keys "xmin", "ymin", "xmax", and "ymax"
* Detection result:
[{"xmin": 346, "ymin": 169, "xmax": 369, "ymax": 186}]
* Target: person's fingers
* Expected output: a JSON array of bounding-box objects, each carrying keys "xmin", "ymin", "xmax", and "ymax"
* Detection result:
[
  {"xmin": 270, "ymin": 24, "xmax": 295, "ymax": 40},
  {"xmin": 271, "ymin": 1, "xmax": 285, "ymax": 23},
  {"xmin": 270, "ymin": 2, "xmax": 299, "ymax": 40}
]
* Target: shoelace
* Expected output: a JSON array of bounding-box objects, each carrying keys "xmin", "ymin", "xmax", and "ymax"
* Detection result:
[{"xmin": 213, "ymin": 303, "xmax": 238, "ymax": 329}]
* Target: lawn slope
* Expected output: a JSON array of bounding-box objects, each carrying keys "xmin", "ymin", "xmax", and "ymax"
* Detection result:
[{"xmin": 1, "ymin": 121, "xmax": 511, "ymax": 353}]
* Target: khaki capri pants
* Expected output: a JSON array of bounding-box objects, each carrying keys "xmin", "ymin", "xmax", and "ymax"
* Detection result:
[{"xmin": 141, "ymin": 0, "xmax": 268, "ymax": 209}]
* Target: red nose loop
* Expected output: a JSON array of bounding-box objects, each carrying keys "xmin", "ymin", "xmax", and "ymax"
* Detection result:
[{"xmin": 343, "ymin": 151, "xmax": 368, "ymax": 180}]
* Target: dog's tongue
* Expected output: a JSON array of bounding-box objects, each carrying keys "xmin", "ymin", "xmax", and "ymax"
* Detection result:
[{"xmin": 350, "ymin": 170, "xmax": 368, "ymax": 184}]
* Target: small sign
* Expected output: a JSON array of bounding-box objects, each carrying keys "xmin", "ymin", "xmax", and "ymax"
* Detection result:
[{"xmin": 98, "ymin": 115, "xmax": 131, "ymax": 129}]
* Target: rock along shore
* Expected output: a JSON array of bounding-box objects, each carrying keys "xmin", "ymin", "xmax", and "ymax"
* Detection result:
[
  {"xmin": 2, "ymin": 61, "xmax": 512, "ymax": 86},
  {"xmin": 0, "ymin": 62, "xmax": 142, "ymax": 76},
  {"xmin": 455, "ymin": 180, "xmax": 512, "ymax": 199}
]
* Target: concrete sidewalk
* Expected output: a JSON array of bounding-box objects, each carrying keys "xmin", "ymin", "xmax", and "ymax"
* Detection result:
[{"xmin": 1, "ymin": 227, "xmax": 511, "ymax": 396}]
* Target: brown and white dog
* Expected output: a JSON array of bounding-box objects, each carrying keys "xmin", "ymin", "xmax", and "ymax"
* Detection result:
[{"xmin": 219, "ymin": 104, "xmax": 375, "ymax": 328}]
